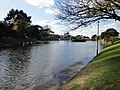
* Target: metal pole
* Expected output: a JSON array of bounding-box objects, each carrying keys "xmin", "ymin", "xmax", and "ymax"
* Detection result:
[{"xmin": 96, "ymin": 21, "xmax": 99, "ymax": 56}]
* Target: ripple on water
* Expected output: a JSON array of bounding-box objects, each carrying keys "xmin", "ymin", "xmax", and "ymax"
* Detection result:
[{"xmin": 0, "ymin": 41, "xmax": 102, "ymax": 90}]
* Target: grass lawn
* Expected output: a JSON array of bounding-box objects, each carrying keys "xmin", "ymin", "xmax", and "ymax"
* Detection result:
[{"xmin": 58, "ymin": 42, "xmax": 120, "ymax": 90}]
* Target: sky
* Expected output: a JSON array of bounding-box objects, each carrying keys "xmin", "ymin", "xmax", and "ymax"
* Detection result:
[{"xmin": 0, "ymin": 0, "xmax": 120, "ymax": 37}]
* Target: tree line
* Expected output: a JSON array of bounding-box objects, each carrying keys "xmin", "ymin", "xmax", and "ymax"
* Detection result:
[{"xmin": 0, "ymin": 9, "xmax": 52, "ymax": 40}]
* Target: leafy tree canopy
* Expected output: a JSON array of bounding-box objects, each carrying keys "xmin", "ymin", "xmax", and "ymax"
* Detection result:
[
  {"xmin": 0, "ymin": 9, "xmax": 53, "ymax": 39},
  {"xmin": 55, "ymin": 0, "xmax": 120, "ymax": 30},
  {"xmin": 4, "ymin": 9, "xmax": 32, "ymax": 36},
  {"xmin": 101, "ymin": 28, "xmax": 119, "ymax": 39},
  {"xmin": 4, "ymin": 8, "xmax": 31, "ymax": 25},
  {"xmin": 100, "ymin": 28, "xmax": 119, "ymax": 45}
]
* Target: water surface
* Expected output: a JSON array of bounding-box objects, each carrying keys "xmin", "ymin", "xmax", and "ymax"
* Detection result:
[{"xmin": 0, "ymin": 41, "xmax": 102, "ymax": 90}]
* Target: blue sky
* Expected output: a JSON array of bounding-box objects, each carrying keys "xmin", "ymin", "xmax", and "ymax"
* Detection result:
[{"xmin": 0, "ymin": 0, "xmax": 120, "ymax": 37}]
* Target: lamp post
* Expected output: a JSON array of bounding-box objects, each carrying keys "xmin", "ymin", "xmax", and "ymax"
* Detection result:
[{"xmin": 96, "ymin": 21, "xmax": 100, "ymax": 56}]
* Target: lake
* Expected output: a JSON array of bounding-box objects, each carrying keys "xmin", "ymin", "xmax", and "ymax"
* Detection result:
[{"xmin": 0, "ymin": 41, "xmax": 103, "ymax": 90}]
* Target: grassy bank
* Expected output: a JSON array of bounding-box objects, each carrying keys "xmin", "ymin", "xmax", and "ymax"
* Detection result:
[{"xmin": 58, "ymin": 42, "xmax": 120, "ymax": 90}]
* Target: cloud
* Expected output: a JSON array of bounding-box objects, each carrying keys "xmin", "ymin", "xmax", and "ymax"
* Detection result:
[
  {"xmin": 24, "ymin": 0, "xmax": 61, "ymax": 15},
  {"xmin": 102, "ymin": 22, "xmax": 120, "ymax": 30},
  {"xmin": 70, "ymin": 21, "xmax": 120, "ymax": 37},
  {"xmin": 8, "ymin": 0, "xmax": 22, "ymax": 1},
  {"xmin": 70, "ymin": 26, "xmax": 97, "ymax": 37},
  {"xmin": 34, "ymin": 20, "xmax": 64, "ymax": 34},
  {"xmin": 35, "ymin": 20, "xmax": 58, "ymax": 30},
  {"xmin": 25, "ymin": 0, "xmax": 54, "ymax": 8},
  {"xmin": 45, "ymin": 8, "xmax": 55, "ymax": 14},
  {"xmin": 35, "ymin": 20, "xmax": 58, "ymax": 28},
  {"xmin": 45, "ymin": 8, "xmax": 61, "ymax": 14},
  {"xmin": 93, "ymin": 21, "xmax": 120, "ymax": 35}
]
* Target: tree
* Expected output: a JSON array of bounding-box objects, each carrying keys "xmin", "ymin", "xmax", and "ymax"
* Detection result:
[
  {"xmin": 4, "ymin": 9, "xmax": 31, "ymax": 25},
  {"xmin": 55, "ymin": 0, "xmax": 120, "ymax": 30},
  {"xmin": 100, "ymin": 28, "xmax": 119, "ymax": 45},
  {"xmin": 64, "ymin": 32, "xmax": 71, "ymax": 40},
  {"xmin": 12, "ymin": 20, "xmax": 26, "ymax": 36},
  {"xmin": 27, "ymin": 25, "xmax": 43, "ymax": 38},
  {"xmin": 0, "ymin": 21, "xmax": 9, "ymax": 37},
  {"xmin": 4, "ymin": 9, "xmax": 31, "ymax": 37},
  {"xmin": 91, "ymin": 34, "xmax": 97, "ymax": 41}
]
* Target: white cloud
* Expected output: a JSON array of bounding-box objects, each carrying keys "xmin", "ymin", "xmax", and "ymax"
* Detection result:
[
  {"xmin": 45, "ymin": 8, "xmax": 61, "ymax": 14},
  {"xmin": 45, "ymin": 8, "xmax": 55, "ymax": 14},
  {"xmin": 70, "ymin": 21, "xmax": 120, "ymax": 37},
  {"xmin": 35, "ymin": 20, "xmax": 58, "ymax": 28},
  {"xmin": 8, "ymin": 0, "xmax": 22, "ymax": 1},
  {"xmin": 102, "ymin": 22, "xmax": 120, "ymax": 30},
  {"xmin": 70, "ymin": 26, "xmax": 97, "ymax": 37},
  {"xmin": 25, "ymin": 0, "xmax": 54, "ymax": 8},
  {"xmin": 34, "ymin": 20, "xmax": 120, "ymax": 36},
  {"xmin": 34, "ymin": 20, "xmax": 64, "ymax": 34}
]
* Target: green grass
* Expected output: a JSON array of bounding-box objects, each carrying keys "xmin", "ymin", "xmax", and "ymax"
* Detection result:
[{"xmin": 58, "ymin": 42, "xmax": 120, "ymax": 90}]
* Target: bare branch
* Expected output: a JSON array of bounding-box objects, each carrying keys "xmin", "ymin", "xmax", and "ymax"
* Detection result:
[{"xmin": 55, "ymin": 0, "xmax": 120, "ymax": 30}]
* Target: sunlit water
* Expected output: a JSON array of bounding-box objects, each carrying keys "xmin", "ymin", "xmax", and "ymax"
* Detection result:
[{"xmin": 0, "ymin": 41, "xmax": 103, "ymax": 90}]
